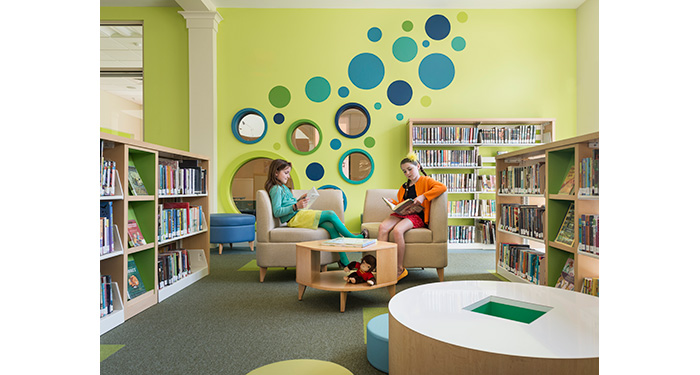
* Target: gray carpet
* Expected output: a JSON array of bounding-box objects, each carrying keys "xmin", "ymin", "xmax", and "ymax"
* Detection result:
[{"xmin": 100, "ymin": 247, "xmax": 502, "ymax": 374}]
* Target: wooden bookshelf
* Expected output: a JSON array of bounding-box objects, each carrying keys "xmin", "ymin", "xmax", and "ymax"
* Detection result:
[
  {"xmin": 100, "ymin": 133, "xmax": 210, "ymax": 333},
  {"xmin": 495, "ymin": 132, "xmax": 599, "ymax": 292},
  {"xmin": 408, "ymin": 118, "xmax": 555, "ymax": 250}
]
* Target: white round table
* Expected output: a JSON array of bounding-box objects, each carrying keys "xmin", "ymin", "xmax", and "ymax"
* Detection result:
[{"xmin": 388, "ymin": 280, "xmax": 598, "ymax": 374}]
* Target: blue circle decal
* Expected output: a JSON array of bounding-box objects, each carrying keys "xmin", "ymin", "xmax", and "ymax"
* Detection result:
[
  {"xmin": 330, "ymin": 138, "xmax": 342, "ymax": 150},
  {"xmin": 305, "ymin": 76, "xmax": 331, "ymax": 103},
  {"xmin": 367, "ymin": 27, "xmax": 382, "ymax": 42},
  {"xmin": 348, "ymin": 53, "xmax": 385, "ymax": 90},
  {"xmin": 338, "ymin": 86, "xmax": 349, "ymax": 98},
  {"xmin": 387, "ymin": 80, "xmax": 413, "ymax": 106},
  {"xmin": 425, "ymin": 14, "xmax": 450, "ymax": 40},
  {"xmin": 419, "ymin": 53, "xmax": 455, "ymax": 90},
  {"xmin": 392, "ymin": 37, "xmax": 418, "ymax": 62},
  {"xmin": 273, "ymin": 113, "xmax": 285, "ymax": 124},
  {"xmin": 306, "ymin": 162, "xmax": 325, "ymax": 181}
]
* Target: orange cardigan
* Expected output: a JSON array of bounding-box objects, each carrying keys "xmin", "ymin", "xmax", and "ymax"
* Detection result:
[{"xmin": 396, "ymin": 176, "xmax": 447, "ymax": 224}]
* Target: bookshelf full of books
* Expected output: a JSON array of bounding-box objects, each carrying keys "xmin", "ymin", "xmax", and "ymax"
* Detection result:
[
  {"xmin": 408, "ymin": 118, "xmax": 555, "ymax": 250},
  {"xmin": 495, "ymin": 132, "xmax": 599, "ymax": 295},
  {"xmin": 100, "ymin": 132, "xmax": 210, "ymax": 334}
]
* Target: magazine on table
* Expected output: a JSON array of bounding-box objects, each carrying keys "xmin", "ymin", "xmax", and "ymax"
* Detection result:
[{"xmin": 323, "ymin": 237, "xmax": 377, "ymax": 248}]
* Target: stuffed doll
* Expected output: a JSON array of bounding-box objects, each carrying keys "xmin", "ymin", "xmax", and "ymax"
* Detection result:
[{"xmin": 344, "ymin": 254, "xmax": 377, "ymax": 286}]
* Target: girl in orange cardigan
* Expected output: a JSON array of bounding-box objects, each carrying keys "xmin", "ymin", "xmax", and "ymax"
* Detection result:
[{"xmin": 378, "ymin": 153, "xmax": 447, "ymax": 280}]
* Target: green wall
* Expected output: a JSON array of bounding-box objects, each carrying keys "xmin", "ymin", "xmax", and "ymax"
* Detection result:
[
  {"xmin": 101, "ymin": 7, "xmax": 190, "ymax": 151},
  {"xmin": 217, "ymin": 9, "xmax": 577, "ymax": 230}
]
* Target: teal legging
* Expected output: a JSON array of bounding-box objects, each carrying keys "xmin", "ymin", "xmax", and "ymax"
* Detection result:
[{"xmin": 318, "ymin": 210, "xmax": 362, "ymax": 266}]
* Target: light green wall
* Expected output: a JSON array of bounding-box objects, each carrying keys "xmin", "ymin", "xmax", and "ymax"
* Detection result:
[
  {"xmin": 576, "ymin": 0, "xmax": 599, "ymax": 135},
  {"xmin": 101, "ymin": 7, "xmax": 190, "ymax": 151},
  {"xmin": 217, "ymin": 9, "xmax": 577, "ymax": 230}
]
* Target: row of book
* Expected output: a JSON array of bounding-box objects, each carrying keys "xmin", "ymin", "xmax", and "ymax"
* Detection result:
[
  {"xmin": 497, "ymin": 163, "xmax": 544, "ymax": 195},
  {"xmin": 100, "ymin": 201, "xmax": 116, "ymax": 255},
  {"xmin": 430, "ymin": 173, "xmax": 496, "ymax": 192},
  {"xmin": 498, "ymin": 243, "xmax": 545, "ymax": 284},
  {"xmin": 414, "ymin": 149, "xmax": 482, "ymax": 168},
  {"xmin": 578, "ymin": 214, "xmax": 599, "ymax": 255},
  {"xmin": 158, "ymin": 203, "xmax": 205, "ymax": 242},
  {"xmin": 449, "ymin": 199, "xmax": 496, "ymax": 218},
  {"xmin": 100, "ymin": 275, "xmax": 116, "ymax": 318},
  {"xmin": 158, "ymin": 248, "xmax": 192, "ymax": 289},
  {"xmin": 449, "ymin": 220, "xmax": 495, "ymax": 244},
  {"xmin": 581, "ymin": 277, "xmax": 599, "ymax": 296},
  {"xmin": 412, "ymin": 125, "xmax": 540, "ymax": 144},
  {"xmin": 101, "ymin": 159, "xmax": 118, "ymax": 196},
  {"xmin": 158, "ymin": 158, "xmax": 207, "ymax": 196},
  {"xmin": 579, "ymin": 149, "xmax": 599, "ymax": 196},
  {"xmin": 499, "ymin": 204, "xmax": 545, "ymax": 239}
]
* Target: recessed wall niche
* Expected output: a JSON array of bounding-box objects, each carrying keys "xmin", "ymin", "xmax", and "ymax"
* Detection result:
[{"xmin": 231, "ymin": 158, "xmax": 294, "ymax": 214}]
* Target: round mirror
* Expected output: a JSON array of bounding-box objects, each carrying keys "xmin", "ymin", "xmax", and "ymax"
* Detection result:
[
  {"xmin": 339, "ymin": 149, "xmax": 374, "ymax": 184},
  {"xmin": 287, "ymin": 119, "xmax": 322, "ymax": 155},
  {"xmin": 232, "ymin": 108, "xmax": 267, "ymax": 144},
  {"xmin": 335, "ymin": 103, "xmax": 370, "ymax": 138}
]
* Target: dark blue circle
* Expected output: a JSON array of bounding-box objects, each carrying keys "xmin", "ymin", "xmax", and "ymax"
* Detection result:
[
  {"xmin": 330, "ymin": 138, "xmax": 342, "ymax": 150},
  {"xmin": 306, "ymin": 162, "xmax": 325, "ymax": 181},
  {"xmin": 273, "ymin": 113, "xmax": 285, "ymax": 124},
  {"xmin": 348, "ymin": 53, "xmax": 385, "ymax": 90},
  {"xmin": 425, "ymin": 14, "xmax": 450, "ymax": 41},
  {"xmin": 387, "ymin": 80, "xmax": 413, "ymax": 106}
]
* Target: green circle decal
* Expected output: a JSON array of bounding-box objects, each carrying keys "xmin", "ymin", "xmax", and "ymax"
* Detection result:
[
  {"xmin": 364, "ymin": 137, "xmax": 376, "ymax": 148},
  {"xmin": 402, "ymin": 20, "xmax": 414, "ymax": 32},
  {"xmin": 457, "ymin": 12, "xmax": 468, "ymax": 23},
  {"xmin": 269, "ymin": 86, "xmax": 291, "ymax": 108},
  {"xmin": 421, "ymin": 96, "xmax": 432, "ymax": 107}
]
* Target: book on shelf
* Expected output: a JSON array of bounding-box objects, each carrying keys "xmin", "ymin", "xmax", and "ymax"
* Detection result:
[
  {"xmin": 554, "ymin": 258, "xmax": 575, "ymax": 291},
  {"xmin": 127, "ymin": 164, "xmax": 149, "ymax": 195},
  {"xmin": 581, "ymin": 277, "xmax": 599, "ymax": 296},
  {"xmin": 557, "ymin": 165, "xmax": 576, "ymax": 195},
  {"xmin": 159, "ymin": 158, "xmax": 208, "ymax": 195},
  {"xmin": 100, "ymin": 201, "xmax": 114, "ymax": 255},
  {"xmin": 127, "ymin": 219, "xmax": 147, "ymax": 247},
  {"xmin": 101, "ymin": 159, "xmax": 117, "ymax": 196},
  {"xmin": 579, "ymin": 149, "xmax": 599, "ymax": 196},
  {"xmin": 578, "ymin": 214, "xmax": 599, "ymax": 256},
  {"xmin": 322, "ymin": 237, "xmax": 377, "ymax": 248},
  {"xmin": 126, "ymin": 255, "xmax": 148, "ymax": 300},
  {"xmin": 498, "ymin": 243, "xmax": 545, "ymax": 284},
  {"xmin": 158, "ymin": 203, "xmax": 204, "ymax": 241},
  {"xmin": 382, "ymin": 197, "xmax": 423, "ymax": 215},
  {"xmin": 158, "ymin": 248, "xmax": 191, "ymax": 289},
  {"xmin": 554, "ymin": 203, "xmax": 576, "ymax": 246},
  {"xmin": 100, "ymin": 275, "xmax": 114, "ymax": 317}
]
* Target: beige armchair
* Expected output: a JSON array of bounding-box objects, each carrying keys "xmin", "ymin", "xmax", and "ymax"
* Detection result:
[
  {"xmin": 360, "ymin": 189, "xmax": 448, "ymax": 281},
  {"xmin": 255, "ymin": 189, "xmax": 343, "ymax": 282}
]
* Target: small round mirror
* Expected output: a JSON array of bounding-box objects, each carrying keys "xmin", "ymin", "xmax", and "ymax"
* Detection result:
[
  {"xmin": 232, "ymin": 108, "xmax": 267, "ymax": 144},
  {"xmin": 335, "ymin": 103, "xmax": 370, "ymax": 138},
  {"xmin": 339, "ymin": 149, "xmax": 374, "ymax": 184},
  {"xmin": 287, "ymin": 120, "xmax": 322, "ymax": 155}
]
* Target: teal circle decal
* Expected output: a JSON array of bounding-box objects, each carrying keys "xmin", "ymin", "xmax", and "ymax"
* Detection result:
[
  {"xmin": 422, "ymin": 40, "xmax": 430, "ymax": 47},
  {"xmin": 305, "ymin": 76, "xmax": 331, "ymax": 103},
  {"xmin": 452, "ymin": 36, "xmax": 466, "ymax": 51},
  {"xmin": 396, "ymin": 113, "xmax": 404, "ymax": 121},
  {"xmin": 269, "ymin": 86, "xmax": 291, "ymax": 108},
  {"xmin": 419, "ymin": 53, "xmax": 455, "ymax": 90},
  {"xmin": 330, "ymin": 138, "xmax": 342, "ymax": 150},
  {"xmin": 368, "ymin": 27, "xmax": 382, "ymax": 42},
  {"xmin": 338, "ymin": 86, "xmax": 349, "ymax": 98},
  {"xmin": 348, "ymin": 53, "xmax": 385, "ymax": 90},
  {"xmin": 392, "ymin": 37, "xmax": 418, "ymax": 62},
  {"xmin": 374, "ymin": 102, "xmax": 382, "ymax": 110}
]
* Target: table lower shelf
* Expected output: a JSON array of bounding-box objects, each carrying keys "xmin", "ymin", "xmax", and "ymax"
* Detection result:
[{"xmin": 297, "ymin": 270, "xmax": 397, "ymax": 312}]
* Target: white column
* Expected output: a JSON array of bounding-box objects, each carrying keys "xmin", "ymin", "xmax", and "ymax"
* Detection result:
[{"xmin": 178, "ymin": 11, "xmax": 222, "ymax": 213}]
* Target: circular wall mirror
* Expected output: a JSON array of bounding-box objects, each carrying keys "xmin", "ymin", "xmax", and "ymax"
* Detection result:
[
  {"xmin": 339, "ymin": 149, "xmax": 374, "ymax": 184},
  {"xmin": 231, "ymin": 157, "xmax": 295, "ymax": 214},
  {"xmin": 287, "ymin": 119, "xmax": 322, "ymax": 155},
  {"xmin": 232, "ymin": 108, "xmax": 267, "ymax": 144},
  {"xmin": 335, "ymin": 103, "xmax": 370, "ymax": 138}
]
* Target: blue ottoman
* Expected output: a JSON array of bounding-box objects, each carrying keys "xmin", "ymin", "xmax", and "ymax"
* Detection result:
[
  {"xmin": 367, "ymin": 313, "xmax": 389, "ymax": 373},
  {"xmin": 210, "ymin": 213, "xmax": 256, "ymax": 254}
]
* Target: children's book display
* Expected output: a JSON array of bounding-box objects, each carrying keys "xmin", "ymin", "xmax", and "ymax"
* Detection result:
[
  {"xmin": 554, "ymin": 258, "xmax": 575, "ymax": 290},
  {"xmin": 126, "ymin": 255, "xmax": 147, "ymax": 300},
  {"xmin": 127, "ymin": 164, "xmax": 149, "ymax": 195},
  {"xmin": 127, "ymin": 219, "xmax": 147, "ymax": 247},
  {"xmin": 554, "ymin": 203, "xmax": 576, "ymax": 246}
]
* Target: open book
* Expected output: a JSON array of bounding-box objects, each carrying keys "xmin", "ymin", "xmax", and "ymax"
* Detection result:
[
  {"xmin": 323, "ymin": 238, "xmax": 377, "ymax": 248},
  {"xmin": 299, "ymin": 187, "xmax": 320, "ymax": 209},
  {"xmin": 382, "ymin": 197, "xmax": 423, "ymax": 215}
]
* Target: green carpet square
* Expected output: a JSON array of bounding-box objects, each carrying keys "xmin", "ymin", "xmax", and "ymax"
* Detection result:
[
  {"xmin": 363, "ymin": 307, "xmax": 389, "ymax": 344},
  {"xmin": 238, "ymin": 259, "xmax": 296, "ymax": 272},
  {"xmin": 100, "ymin": 345, "xmax": 124, "ymax": 362}
]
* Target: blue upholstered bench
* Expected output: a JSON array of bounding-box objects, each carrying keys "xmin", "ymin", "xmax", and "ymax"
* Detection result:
[
  {"xmin": 210, "ymin": 213, "xmax": 256, "ymax": 254},
  {"xmin": 367, "ymin": 313, "xmax": 389, "ymax": 373}
]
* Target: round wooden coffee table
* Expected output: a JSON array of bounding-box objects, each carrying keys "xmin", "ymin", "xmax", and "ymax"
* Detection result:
[{"xmin": 296, "ymin": 240, "xmax": 398, "ymax": 312}]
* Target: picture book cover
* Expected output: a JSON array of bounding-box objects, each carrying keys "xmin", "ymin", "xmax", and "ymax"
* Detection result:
[
  {"xmin": 554, "ymin": 258, "xmax": 575, "ymax": 291},
  {"xmin": 554, "ymin": 203, "xmax": 576, "ymax": 246},
  {"xmin": 558, "ymin": 165, "xmax": 576, "ymax": 195},
  {"xmin": 127, "ymin": 165, "xmax": 149, "ymax": 196},
  {"xmin": 127, "ymin": 219, "xmax": 147, "ymax": 247},
  {"xmin": 126, "ymin": 255, "xmax": 147, "ymax": 300}
]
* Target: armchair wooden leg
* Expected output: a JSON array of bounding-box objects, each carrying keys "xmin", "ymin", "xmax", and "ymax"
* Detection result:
[
  {"xmin": 437, "ymin": 268, "xmax": 445, "ymax": 282},
  {"xmin": 259, "ymin": 267, "xmax": 267, "ymax": 282},
  {"xmin": 218, "ymin": 243, "xmax": 223, "ymax": 255},
  {"xmin": 249, "ymin": 241, "xmax": 254, "ymax": 251}
]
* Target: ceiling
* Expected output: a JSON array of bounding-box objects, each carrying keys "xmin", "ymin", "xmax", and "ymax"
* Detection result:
[{"xmin": 101, "ymin": 0, "xmax": 586, "ymax": 9}]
